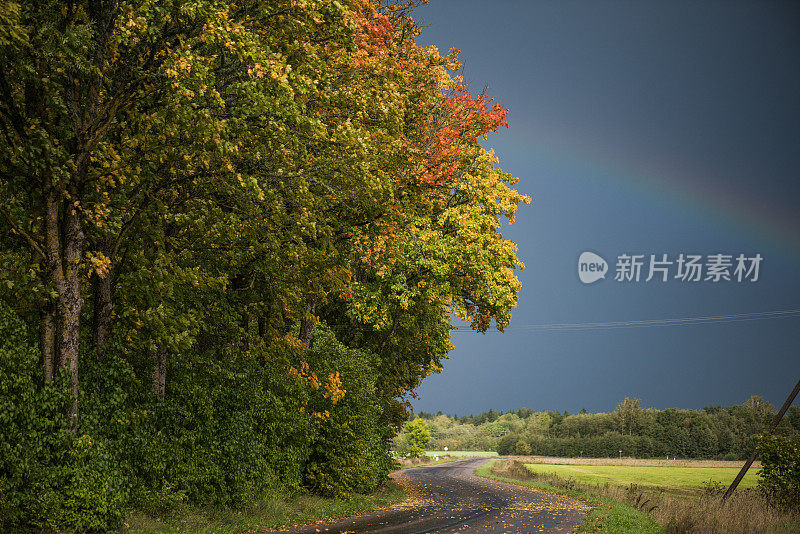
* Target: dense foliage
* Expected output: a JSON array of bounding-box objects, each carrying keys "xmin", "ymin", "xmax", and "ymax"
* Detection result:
[
  {"xmin": 758, "ymin": 434, "xmax": 800, "ymax": 511},
  {"xmin": 401, "ymin": 417, "xmax": 430, "ymax": 458},
  {"xmin": 0, "ymin": 0, "xmax": 527, "ymax": 530},
  {"xmin": 405, "ymin": 396, "xmax": 800, "ymax": 460}
]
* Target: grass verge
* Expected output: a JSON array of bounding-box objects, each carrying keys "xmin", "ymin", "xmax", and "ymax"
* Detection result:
[
  {"xmin": 475, "ymin": 460, "xmax": 662, "ymax": 534},
  {"xmin": 124, "ymin": 481, "xmax": 406, "ymax": 533}
]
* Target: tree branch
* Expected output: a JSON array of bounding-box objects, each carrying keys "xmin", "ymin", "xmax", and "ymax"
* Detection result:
[{"xmin": 0, "ymin": 205, "xmax": 46, "ymax": 259}]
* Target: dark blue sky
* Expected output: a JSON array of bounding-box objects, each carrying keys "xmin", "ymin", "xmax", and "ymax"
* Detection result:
[{"xmin": 411, "ymin": 0, "xmax": 800, "ymax": 415}]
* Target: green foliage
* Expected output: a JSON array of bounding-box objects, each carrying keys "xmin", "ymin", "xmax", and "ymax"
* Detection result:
[
  {"xmin": 303, "ymin": 326, "xmax": 394, "ymax": 496},
  {"xmin": 404, "ymin": 418, "xmax": 431, "ymax": 458},
  {"xmin": 758, "ymin": 434, "xmax": 800, "ymax": 510},
  {"xmin": 0, "ymin": 0, "xmax": 529, "ymax": 530},
  {"xmin": 0, "ymin": 307, "xmax": 128, "ymax": 532},
  {"xmin": 409, "ymin": 400, "xmax": 800, "ymax": 460},
  {"xmin": 48, "ymin": 434, "xmax": 129, "ymax": 533},
  {"xmin": 496, "ymin": 434, "xmax": 518, "ymax": 456},
  {"xmin": 515, "ymin": 439, "xmax": 532, "ymax": 455}
]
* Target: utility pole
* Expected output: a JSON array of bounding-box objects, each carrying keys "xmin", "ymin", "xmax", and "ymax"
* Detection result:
[{"xmin": 722, "ymin": 377, "xmax": 800, "ymax": 502}]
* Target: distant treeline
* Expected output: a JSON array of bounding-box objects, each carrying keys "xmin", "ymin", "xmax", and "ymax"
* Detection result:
[{"xmin": 400, "ymin": 397, "xmax": 800, "ymax": 460}]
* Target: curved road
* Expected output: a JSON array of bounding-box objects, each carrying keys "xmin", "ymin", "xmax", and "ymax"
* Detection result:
[{"xmin": 273, "ymin": 459, "xmax": 591, "ymax": 533}]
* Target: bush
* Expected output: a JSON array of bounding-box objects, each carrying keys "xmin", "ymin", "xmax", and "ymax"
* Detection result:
[
  {"xmin": 0, "ymin": 305, "xmax": 399, "ymax": 528},
  {"xmin": 514, "ymin": 439, "xmax": 532, "ymax": 455},
  {"xmin": 758, "ymin": 433, "xmax": 800, "ymax": 510},
  {"xmin": 44, "ymin": 434, "xmax": 128, "ymax": 532},
  {"xmin": 303, "ymin": 326, "xmax": 393, "ymax": 496},
  {"xmin": 496, "ymin": 434, "xmax": 518, "ymax": 455},
  {"xmin": 0, "ymin": 306, "xmax": 127, "ymax": 532}
]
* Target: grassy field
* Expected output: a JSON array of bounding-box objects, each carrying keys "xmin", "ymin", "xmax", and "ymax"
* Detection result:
[
  {"xmin": 516, "ymin": 455, "xmax": 759, "ymax": 468},
  {"xmin": 523, "ymin": 462, "xmax": 759, "ymax": 491},
  {"xmin": 425, "ymin": 450, "xmax": 498, "ymax": 458},
  {"xmin": 484, "ymin": 459, "xmax": 800, "ymax": 534}
]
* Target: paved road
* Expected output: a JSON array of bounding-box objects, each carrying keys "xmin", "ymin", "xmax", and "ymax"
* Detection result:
[{"xmin": 274, "ymin": 458, "xmax": 591, "ymax": 533}]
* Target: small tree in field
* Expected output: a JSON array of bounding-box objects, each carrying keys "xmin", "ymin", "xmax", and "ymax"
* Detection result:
[{"xmin": 405, "ymin": 418, "xmax": 431, "ymax": 458}]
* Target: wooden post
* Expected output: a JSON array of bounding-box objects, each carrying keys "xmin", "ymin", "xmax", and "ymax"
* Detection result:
[{"xmin": 722, "ymin": 377, "xmax": 800, "ymax": 502}]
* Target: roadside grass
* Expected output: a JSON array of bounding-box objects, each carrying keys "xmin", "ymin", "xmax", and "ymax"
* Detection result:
[
  {"xmin": 475, "ymin": 460, "xmax": 662, "ymax": 534},
  {"xmin": 483, "ymin": 459, "xmax": 800, "ymax": 534},
  {"xmin": 523, "ymin": 462, "xmax": 759, "ymax": 492},
  {"xmin": 124, "ymin": 481, "xmax": 405, "ymax": 533}
]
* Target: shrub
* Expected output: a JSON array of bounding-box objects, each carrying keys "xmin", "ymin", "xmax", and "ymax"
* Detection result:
[
  {"xmin": 514, "ymin": 439, "xmax": 532, "ymax": 455},
  {"xmin": 758, "ymin": 433, "xmax": 800, "ymax": 510},
  {"xmin": 303, "ymin": 326, "xmax": 393, "ymax": 496},
  {"xmin": 496, "ymin": 434, "xmax": 518, "ymax": 455},
  {"xmin": 0, "ymin": 306, "xmax": 127, "ymax": 532},
  {"xmin": 0, "ymin": 309, "xmax": 399, "ymax": 527}
]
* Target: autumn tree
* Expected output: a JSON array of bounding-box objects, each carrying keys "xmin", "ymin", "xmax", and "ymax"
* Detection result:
[
  {"xmin": 0, "ymin": 1, "xmax": 529, "ymax": 528},
  {"xmin": 405, "ymin": 417, "xmax": 431, "ymax": 458}
]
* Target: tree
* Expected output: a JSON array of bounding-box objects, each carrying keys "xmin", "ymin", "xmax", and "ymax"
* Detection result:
[
  {"xmin": 0, "ymin": 0, "xmax": 268, "ymax": 427},
  {"xmin": 405, "ymin": 418, "xmax": 431, "ymax": 458},
  {"xmin": 514, "ymin": 439, "xmax": 532, "ymax": 456},
  {"xmin": 758, "ymin": 434, "xmax": 800, "ymax": 510},
  {"xmin": 0, "ymin": 1, "xmax": 530, "ymax": 528},
  {"xmin": 615, "ymin": 397, "xmax": 643, "ymax": 435}
]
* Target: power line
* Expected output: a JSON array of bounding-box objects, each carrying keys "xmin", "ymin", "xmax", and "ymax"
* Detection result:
[{"xmin": 451, "ymin": 308, "xmax": 800, "ymax": 333}]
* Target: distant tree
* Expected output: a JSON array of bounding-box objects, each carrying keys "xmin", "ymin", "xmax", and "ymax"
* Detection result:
[
  {"xmin": 615, "ymin": 397, "xmax": 643, "ymax": 435},
  {"xmin": 788, "ymin": 406, "xmax": 800, "ymax": 432},
  {"xmin": 405, "ymin": 418, "xmax": 431, "ymax": 458},
  {"xmin": 514, "ymin": 440, "xmax": 532, "ymax": 455},
  {"xmin": 516, "ymin": 407, "xmax": 535, "ymax": 419},
  {"xmin": 744, "ymin": 395, "xmax": 775, "ymax": 424},
  {"xmin": 496, "ymin": 434, "xmax": 518, "ymax": 455}
]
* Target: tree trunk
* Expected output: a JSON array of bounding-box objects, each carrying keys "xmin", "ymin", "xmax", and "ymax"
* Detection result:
[
  {"xmin": 257, "ymin": 315, "xmax": 266, "ymax": 338},
  {"xmin": 92, "ymin": 261, "xmax": 112, "ymax": 355},
  {"xmin": 151, "ymin": 346, "xmax": 166, "ymax": 398},
  {"xmin": 36, "ymin": 243, "xmax": 56, "ymax": 382},
  {"xmin": 41, "ymin": 304, "xmax": 55, "ymax": 382},
  {"xmin": 59, "ymin": 200, "xmax": 85, "ymax": 432},
  {"xmin": 298, "ymin": 297, "xmax": 318, "ymax": 350},
  {"xmin": 241, "ymin": 312, "xmax": 250, "ymax": 351},
  {"xmin": 44, "ymin": 182, "xmax": 85, "ymax": 433}
]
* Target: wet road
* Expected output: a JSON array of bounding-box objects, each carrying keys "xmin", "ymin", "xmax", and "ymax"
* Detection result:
[{"xmin": 273, "ymin": 459, "xmax": 591, "ymax": 533}]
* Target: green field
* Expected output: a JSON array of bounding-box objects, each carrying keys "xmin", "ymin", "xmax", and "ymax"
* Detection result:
[
  {"xmin": 524, "ymin": 462, "xmax": 759, "ymax": 490},
  {"xmin": 426, "ymin": 450, "xmax": 499, "ymax": 458}
]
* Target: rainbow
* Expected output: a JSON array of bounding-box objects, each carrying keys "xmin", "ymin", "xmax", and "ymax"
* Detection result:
[{"xmin": 496, "ymin": 123, "xmax": 800, "ymax": 264}]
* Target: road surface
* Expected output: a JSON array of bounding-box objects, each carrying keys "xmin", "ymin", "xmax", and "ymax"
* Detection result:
[{"xmin": 273, "ymin": 458, "xmax": 591, "ymax": 533}]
